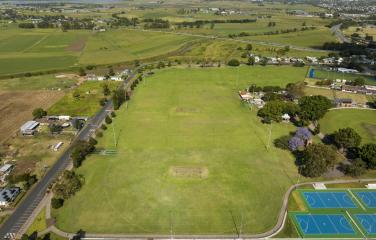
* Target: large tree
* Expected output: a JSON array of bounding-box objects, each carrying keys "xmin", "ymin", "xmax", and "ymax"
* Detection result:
[
  {"xmin": 298, "ymin": 95, "xmax": 332, "ymax": 121},
  {"xmin": 32, "ymin": 108, "xmax": 47, "ymax": 119},
  {"xmin": 333, "ymin": 127, "xmax": 361, "ymax": 150},
  {"xmin": 52, "ymin": 170, "xmax": 82, "ymax": 200},
  {"xmin": 300, "ymin": 143, "xmax": 337, "ymax": 177},
  {"xmin": 257, "ymin": 100, "xmax": 285, "ymax": 122},
  {"xmin": 360, "ymin": 143, "xmax": 376, "ymax": 169}
]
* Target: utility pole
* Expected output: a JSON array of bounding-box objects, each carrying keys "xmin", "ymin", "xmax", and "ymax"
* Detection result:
[
  {"xmin": 267, "ymin": 121, "xmax": 272, "ymax": 151},
  {"xmin": 112, "ymin": 121, "xmax": 117, "ymax": 148}
]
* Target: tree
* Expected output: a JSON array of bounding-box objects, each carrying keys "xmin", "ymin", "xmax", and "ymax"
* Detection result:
[
  {"xmin": 32, "ymin": 108, "xmax": 47, "ymax": 119},
  {"xmin": 360, "ymin": 143, "xmax": 376, "ymax": 169},
  {"xmin": 300, "ymin": 144, "xmax": 337, "ymax": 177},
  {"xmin": 247, "ymin": 56, "xmax": 255, "ymax": 65},
  {"xmin": 21, "ymin": 234, "xmax": 29, "ymax": 240},
  {"xmin": 102, "ymin": 83, "xmax": 110, "ymax": 96},
  {"xmin": 257, "ymin": 100, "xmax": 285, "ymax": 122},
  {"xmin": 289, "ymin": 136, "xmax": 304, "ymax": 151},
  {"xmin": 352, "ymin": 77, "xmax": 365, "ymax": 86},
  {"xmin": 333, "ymin": 127, "xmax": 361, "ymax": 151},
  {"xmin": 52, "ymin": 170, "xmax": 82, "ymax": 199},
  {"xmin": 295, "ymin": 127, "xmax": 312, "ymax": 141},
  {"xmin": 78, "ymin": 67, "xmax": 86, "ymax": 76},
  {"xmin": 112, "ymin": 89, "xmax": 125, "ymax": 110},
  {"xmin": 343, "ymin": 159, "xmax": 366, "ymax": 177},
  {"xmin": 298, "ymin": 95, "xmax": 332, "ymax": 121},
  {"xmin": 245, "ymin": 44, "xmax": 253, "ymax": 51},
  {"xmin": 51, "ymin": 197, "xmax": 64, "ymax": 209},
  {"xmin": 49, "ymin": 124, "xmax": 63, "ymax": 134},
  {"xmin": 71, "ymin": 140, "xmax": 96, "ymax": 168},
  {"xmin": 286, "ymin": 82, "xmax": 304, "ymax": 99},
  {"xmin": 227, "ymin": 59, "xmax": 240, "ymax": 66},
  {"xmin": 105, "ymin": 115, "xmax": 112, "ymax": 124}
]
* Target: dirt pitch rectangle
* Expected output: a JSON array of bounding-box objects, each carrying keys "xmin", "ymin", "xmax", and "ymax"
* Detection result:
[{"xmin": 0, "ymin": 90, "xmax": 65, "ymax": 143}]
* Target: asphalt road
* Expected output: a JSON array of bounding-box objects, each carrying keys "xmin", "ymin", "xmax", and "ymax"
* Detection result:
[
  {"xmin": 330, "ymin": 24, "xmax": 351, "ymax": 43},
  {"xmin": 0, "ymin": 72, "xmax": 137, "ymax": 239}
]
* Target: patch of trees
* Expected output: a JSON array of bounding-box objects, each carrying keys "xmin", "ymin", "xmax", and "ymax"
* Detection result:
[
  {"xmin": 300, "ymin": 143, "xmax": 337, "ymax": 177},
  {"xmin": 7, "ymin": 173, "xmax": 37, "ymax": 190},
  {"xmin": 327, "ymin": 19, "xmax": 357, "ymax": 30},
  {"xmin": 52, "ymin": 170, "xmax": 83, "ymax": 206},
  {"xmin": 321, "ymin": 42, "xmax": 370, "ymax": 57},
  {"xmin": 71, "ymin": 139, "xmax": 96, "ymax": 168},
  {"xmin": 176, "ymin": 18, "xmax": 257, "ymax": 29},
  {"xmin": 18, "ymin": 23, "xmax": 35, "ymax": 28},
  {"xmin": 315, "ymin": 79, "xmax": 333, "ymax": 86},
  {"xmin": 257, "ymin": 100, "xmax": 299, "ymax": 122},
  {"xmin": 32, "ymin": 108, "xmax": 47, "ymax": 119},
  {"xmin": 228, "ymin": 27, "xmax": 316, "ymax": 38},
  {"xmin": 61, "ymin": 18, "xmax": 95, "ymax": 31},
  {"xmin": 298, "ymin": 95, "xmax": 332, "ymax": 121},
  {"xmin": 112, "ymin": 13, "xmax": 139, "ymax": 27},
  {"xmin": 112, "ymin": 88, "xmax": 126, "ymax": 110},
  {"xmin": 143, "ymin": 19, "xmax": 170, "ymax": 29}
]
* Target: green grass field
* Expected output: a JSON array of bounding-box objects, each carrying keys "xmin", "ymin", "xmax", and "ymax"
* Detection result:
[
  {"xmin": 310, "ymin": 68, "xmax": 376, "ymax": 85},
  {"xmin": 320, "ymin": 109, "xmax": 376, "ymax": 144},
  {"xmin": 0, "ymin": 74, "xmax": 77, "ymax": 91},
  {"xmin": 48, "ymin": 81, "xmax": 119, "ymax": 117},
  {"xmin": 53, "ymin": 66, "xmax": 306, "ymax": 234}
]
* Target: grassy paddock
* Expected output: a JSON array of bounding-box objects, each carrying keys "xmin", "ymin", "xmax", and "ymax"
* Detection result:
[
  {"xmin": 320, "ymin": 109, "xmax": 376, "ymax": 143},
  {"xmin": 54, "ymin": 66, "xmax": 304, "ymax": 234}
]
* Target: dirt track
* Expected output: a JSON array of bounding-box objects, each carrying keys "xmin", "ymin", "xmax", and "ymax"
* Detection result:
[{"xmin": 0, "ymin": 90, "xmax": 64, "ymax": 143}]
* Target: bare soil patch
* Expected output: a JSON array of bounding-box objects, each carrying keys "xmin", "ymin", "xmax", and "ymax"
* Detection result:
[
  {"xmin": 66, "ymin": 38, "xmax": 87, "ymax": 52},
  {"xmin": 0, "ymin": 91, "xmax": 64, "ymax": 143},
  {"xmin": 170, "ymin": 166, "xmax": 208, "ymax": 178}
]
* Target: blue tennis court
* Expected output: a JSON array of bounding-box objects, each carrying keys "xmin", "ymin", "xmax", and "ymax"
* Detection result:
[
  {"xmin": 354, "ymin": 191, "xmax": 376, "ymax": 208},
  {"xmin": 303, "ymin": 191, "xmax": 357, "ymax": 209},
  {"xmin": 295, "ymin": 214, "xmax": 355, "ymax": 235},
  {"xmin": 355, "ymin": 214, "xmax": 376, "ymax": 234}
]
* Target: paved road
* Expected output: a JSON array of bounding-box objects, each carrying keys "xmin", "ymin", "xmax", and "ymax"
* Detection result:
[
  {"xmin": 127, "ymin": 28, "xmax": 330, "ymax": 53},
  {"xmin": 330, "ymin": 24, "xmax": 351, "ymax": 43},
  {"xmin": 0, "ymin": 72, "xmax": 137, "ymax": 239}
]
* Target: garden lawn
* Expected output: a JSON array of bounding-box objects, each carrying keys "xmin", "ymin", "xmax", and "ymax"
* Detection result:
[
  {"xmin": 320, "ymin": 109, "xmax": 376, "ymax": 144},
  {"xmin": 54, "ymin": 66, "xmax": 302, "ymax": 234},
  {"xmin": 48, "ymin": 81, "xmax": 119, "ymax": 117}
]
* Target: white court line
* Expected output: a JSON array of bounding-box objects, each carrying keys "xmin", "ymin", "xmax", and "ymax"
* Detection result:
[
  {"xmin": 310, "ymin": 215, "xmax": 323, "ymax": 234},
  {"xmin": 348, "ymin": 189, "xmax": 366, "ymax": 210},
  {"xmin": 345, "ymin": 211, "xmax": 366, "ymax": 238},
  {"xmin": 326, "ymin": 215, "xmax": 340, "ymax": 234}
]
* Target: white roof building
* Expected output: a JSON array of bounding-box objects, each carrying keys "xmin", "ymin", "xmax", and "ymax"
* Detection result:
[{"xmin": 20, "ymin": 121, "xmax": 39, "ymax": 135}]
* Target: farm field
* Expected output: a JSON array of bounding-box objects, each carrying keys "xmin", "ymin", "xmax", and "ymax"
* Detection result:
[
  {"xmin": 0, "ymin": 74, "xmax": 77, "ymax": 91},
  {"xmin": 48, "ymin": 81, "xmax": 120, "ymax": 117},
  {"xmin": 53, "ymin": 66, "xmax": 305, "ymax": 234},
  {"xmin": 320, "ymin": 109, "xmax": 376, "ymax": 144},
  {"xmin": 0, "ymin": 90, "xmax": 64, "ymax": 143}
]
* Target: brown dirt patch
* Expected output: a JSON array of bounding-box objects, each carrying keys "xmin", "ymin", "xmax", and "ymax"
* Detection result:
[
  {"xmin": 66, "ymin": 38, "xmax": 87, "ymax": 52},
  {"xmin": 170, "ymin": 166, "xmax": 208, "ymax": 178},
  {"xmin": 0, "ymin": 91, "xmax": 64, "ymax": 143}
]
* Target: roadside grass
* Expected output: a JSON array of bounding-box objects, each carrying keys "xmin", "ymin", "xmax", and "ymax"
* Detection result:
[
  {"xmin": 0, "ymin": 74, "xmax": 77, "ymax": 91},
  {"xmin": 48, "ymin": 81, "xmax": 119, "ymax": 117},
  {"xmin": 320, "ymin": 109, "xmax": 376, "ymax": 144},
  {"xmin": 27, "ymin": 208, "xmax": 47, "ymax": 235},
  {"xmin": 54, "ymin": 66, "xmax": 303, "ymax": 234}
]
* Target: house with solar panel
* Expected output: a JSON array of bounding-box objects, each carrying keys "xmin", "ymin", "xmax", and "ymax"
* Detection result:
[{"xmin": 20, "ymin": 121, "xmax": 40, "ymax": 135}]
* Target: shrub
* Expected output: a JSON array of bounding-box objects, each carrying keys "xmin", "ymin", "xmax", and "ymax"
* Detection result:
[
  {"xmin": 111, "ymin": 111, "xmax": 116, "ymax": 118},
  {"xmin": 51, "ymin": 198, "xmax": 64, "ymax": 209},
  {"xmin": 343, "ymin": 159, "xmax": 366, "ymax": 177},
  {"xmin": 227, "ymin": 59, "xmax": 240, "ymax": 66},
  {"xmin": 32, "ymin": 108, "xmax": 47, "ymax": 119},
  {"xmin": 96, "ymin": 131, "xmax": 103, "ymax": 138},
  {"xmin": 105, "ymin": 115, "xmax": 112, "ymax": 124},
  {"xmin": 101, "ymin": 124, "xmax": 107, "ymax": 130}
]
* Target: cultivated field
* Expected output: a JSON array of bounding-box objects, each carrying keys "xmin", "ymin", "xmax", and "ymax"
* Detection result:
[
  {"xmin": 320, "ymin": 109, "xmax": 376, "ymax": 143},
  {"xmin": 0, "ymin": 90, "xmax": 64, "ymax": 143},
  {"xmin": 54, "ymin": 66, "xmax": 306, "ymax": 234}
]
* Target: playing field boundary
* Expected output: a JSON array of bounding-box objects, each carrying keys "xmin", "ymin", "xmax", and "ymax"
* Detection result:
[{"xmin": 39, "ymin": 179, "xmax": 376, "ymax": 239}]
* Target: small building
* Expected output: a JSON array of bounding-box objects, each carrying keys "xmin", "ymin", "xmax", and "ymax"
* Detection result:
[
  {"xmin": 20, "ymin": 121, "xmax": 40, "ymax": 135},
  {"xmin": 282, "ymin": 113, "xmax": 291, "ymax": 122},
  {"xmin": 0, "ymin": 187, "xmax": 20, "ymax": 207},
  {"xmin": 58, "ymin": 116, "xmax": 70, "ymax": 121},
  {"xmin": 239, "ymin": 91, "xmax": 253, "ymax": 101},
  {"xmin": 0, "ymin": 164, "xmax": 13, "ymax": 175},
  {"xmin": 53, "ymin": 142, "xmax": 64, "ymax": 152},
  {"xmin": 334, "ymin": 98, "xmax": 354, "ymax": 107}
]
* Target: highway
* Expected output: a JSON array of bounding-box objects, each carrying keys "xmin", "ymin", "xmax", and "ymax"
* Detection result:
[
  {"xmin": 330, "ymin": 24, "xmax": 351, "ymax": 43},
  {"xmin": 0, "ymin": 72, "xmax": 137, "ymax": 239}
]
